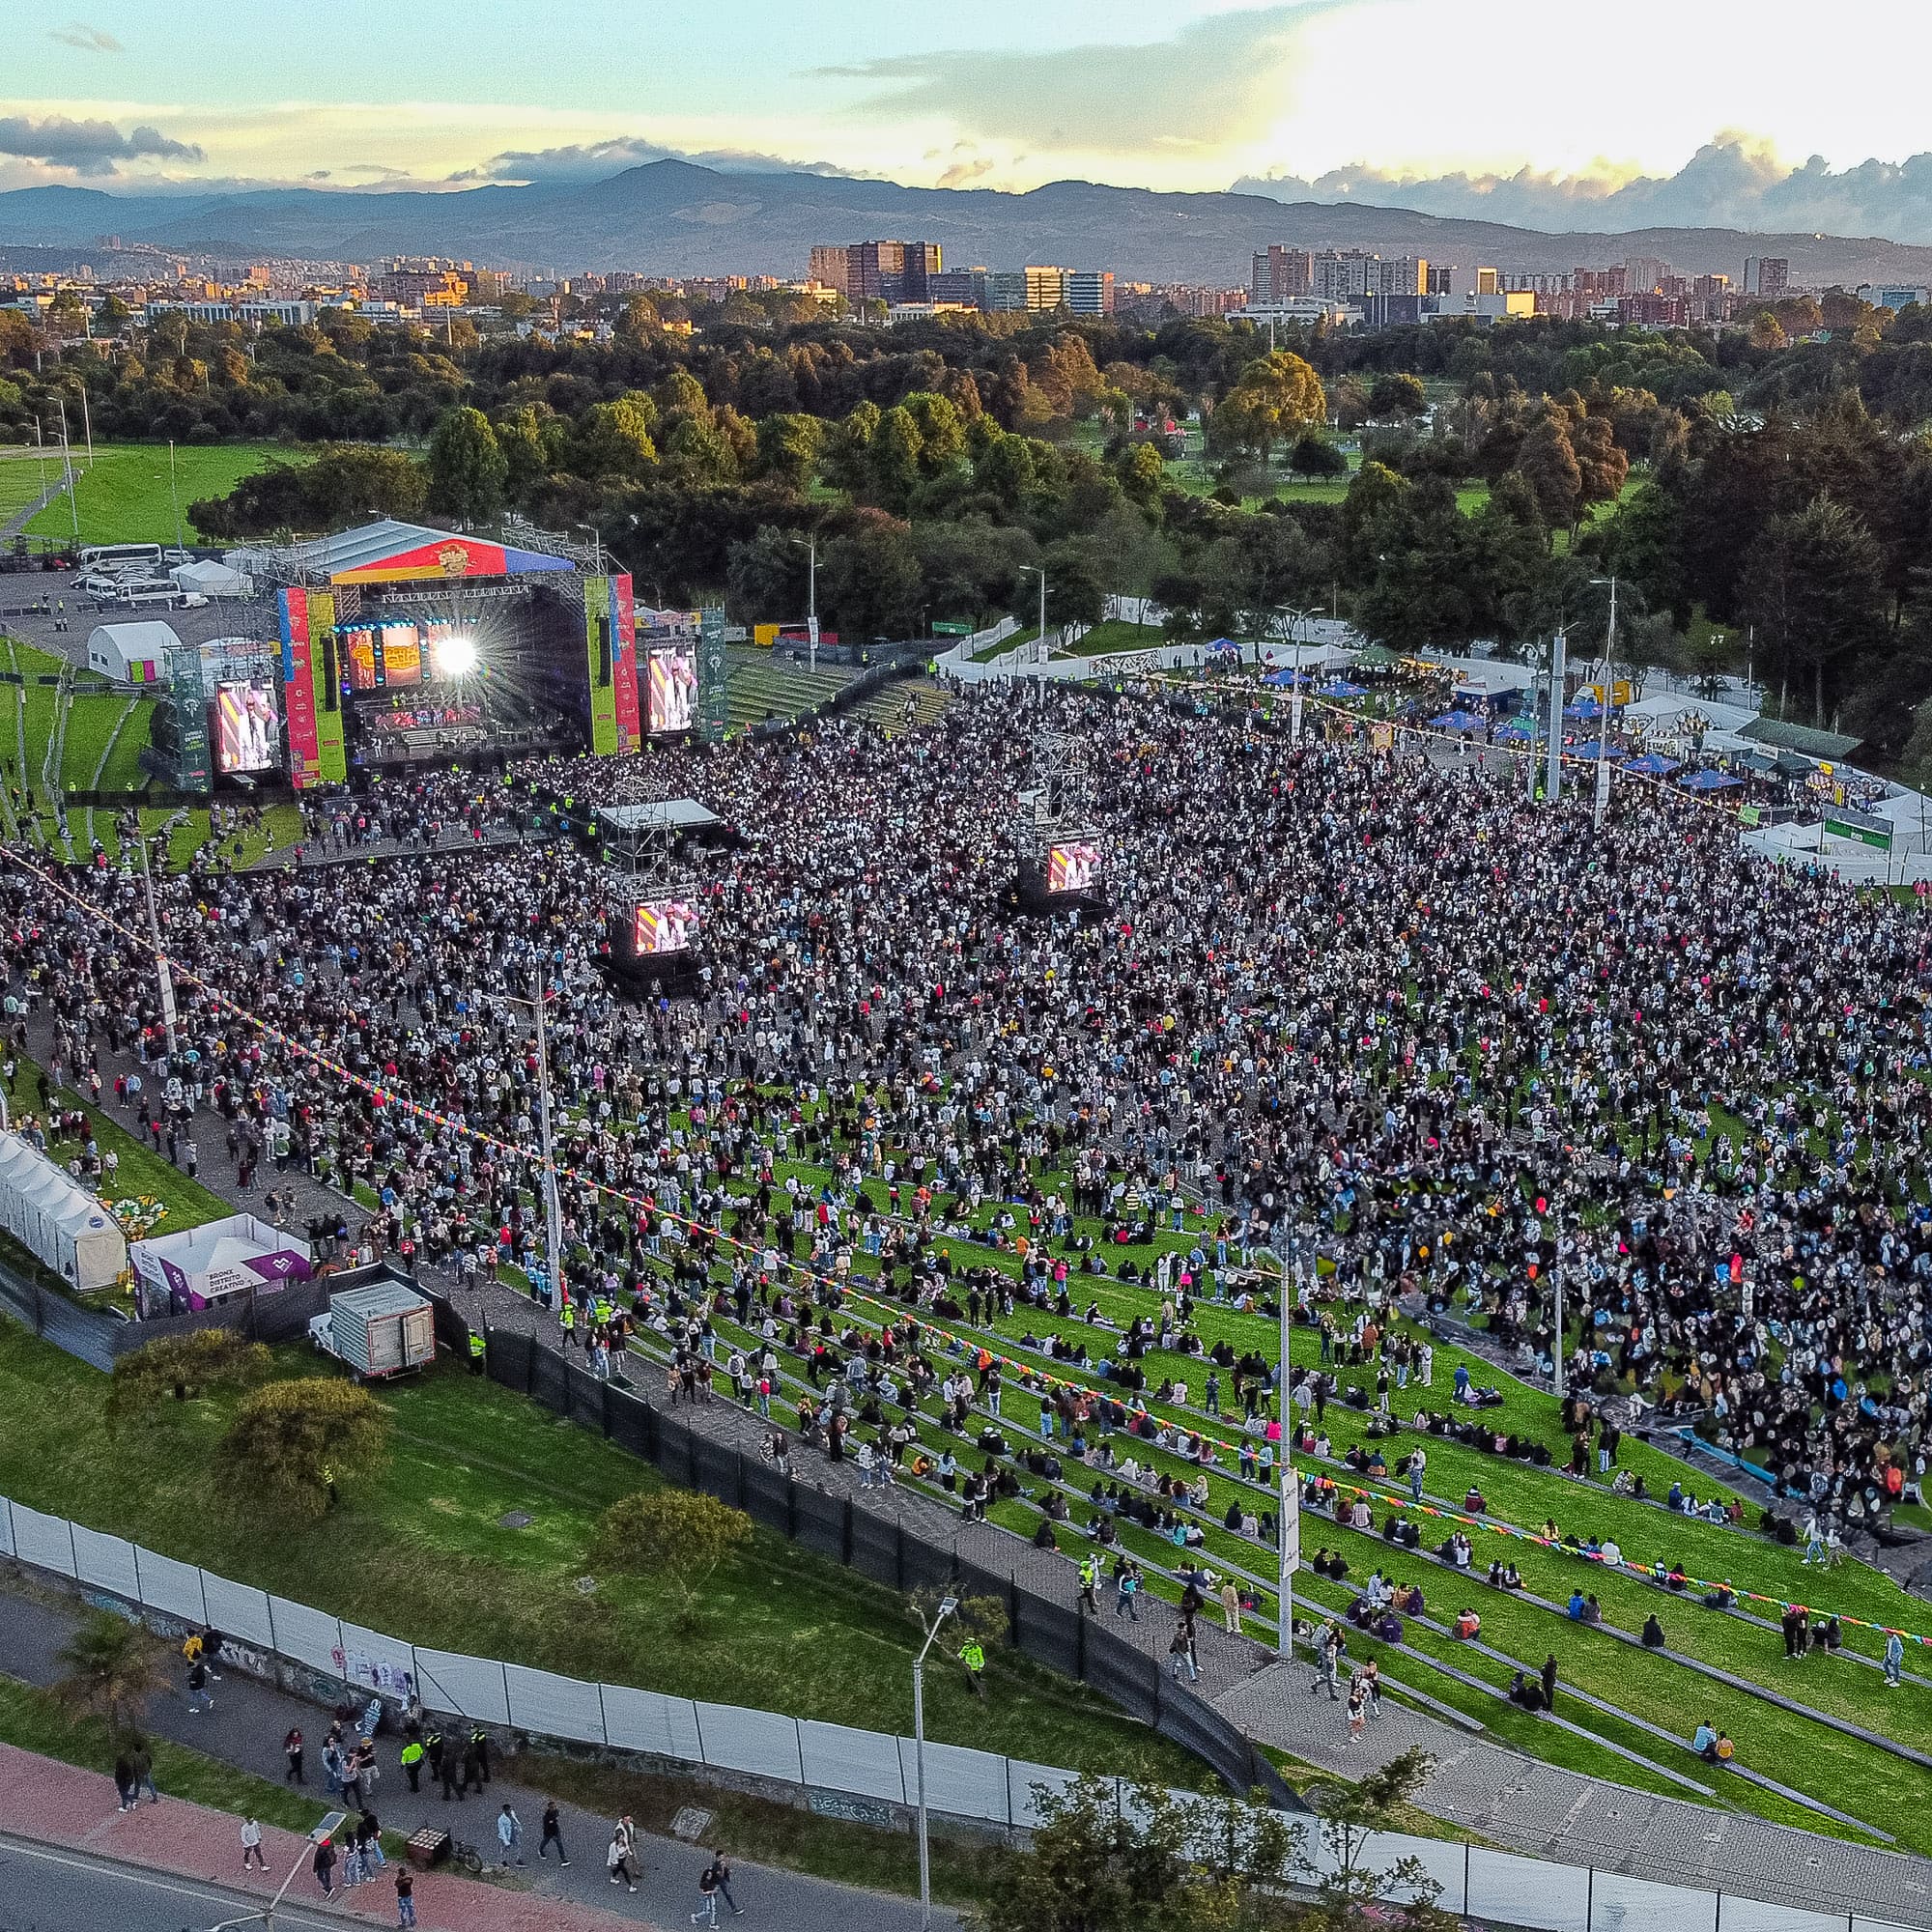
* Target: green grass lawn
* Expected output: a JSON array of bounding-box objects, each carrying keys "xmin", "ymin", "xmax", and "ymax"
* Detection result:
[
  {"xmin": 1066, "ymin": 620, "xmax": 1165, "ymax": 657},
  {"xmin": 0, "ymin": 1052, "xmax": 233, "ymax": 1241},
  {"xmin": 60, "ymin": 692, "xmax": 154, "ymax": 792},
  {"xmin": 25, "ymin": 441, "xmax": 300, "ymax": 546},
  {"xmin": 0, "ymin": 1322, "xmax": 1206, "ymax": 1790}
]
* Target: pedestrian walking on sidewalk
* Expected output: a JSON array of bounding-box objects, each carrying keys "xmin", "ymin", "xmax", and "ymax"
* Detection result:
[
  {"xmin": 130, "ymin": 1739, "xmax": 158, "ymax": 1804},
  {"xmin": 395, "ymin": 1865, "xmax": 416, "ymax": 1928},
  {"xmin": 608, "ymin": 1828, "xmax": 639, "ymax": 1892},
  {"xmin": 714, "ymin": 1850, "xmax": 743, "ymax": 1917},
  {"xmin": 283, "ymin": 1726, "xmax": 304, "ymax": 1784},
  {"xmin": 497, "ymin": 1802, "xmax": 526, "ymax": 1865},
  {"xmin": 693, "ymin": 1858, "xmax": 723, "ymax": 1926},
  {"xmin": 539, "ymin": 1800, "xmax": 570, "ymax": 1864},
  {"xmin": 185, "ymin": 1659, "xmax": 213, "ymax": 1715},
  {"xmin": 242, "ymin": 1816, "xmax": 267, "ymax": 1871},
  {"xmin": 113, "ymin": 1751, "xmax": 135, "ymax": 1812},
  {"xmin": 313, "ymin": 1836, "xmax": 337, "ymax": 1899}
]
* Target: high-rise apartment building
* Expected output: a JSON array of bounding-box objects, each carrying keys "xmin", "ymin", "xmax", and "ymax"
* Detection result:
[
  {"xmin": 1252, "ymin": 245, "xmax": 1314, "ymax": 303},
  {"xmin": 807, "ymin": 241, "xmax": 942, "ymax": 304},
  {"xmin": 1743, "ymin": 256, "xmax": 1790, "ymax": 298}
]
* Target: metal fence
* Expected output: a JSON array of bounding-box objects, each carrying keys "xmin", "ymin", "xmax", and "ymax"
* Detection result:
[
  {"xmin": 0, "ymin": 1489, "xmax": 1087, "ymax": 1833},
  {"xmin": 477, "ymin": 1323, "xmax": 1295, "ymax": 1810}
]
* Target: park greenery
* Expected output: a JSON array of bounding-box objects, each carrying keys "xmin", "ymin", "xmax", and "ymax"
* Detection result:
[
  {"xmin": 591, "ymin": 1486, "xmax": 753, "ymax": 1628},
  {"xmin": 218, "ymin": 1376, "xmax": 390, "ymax": 1518},
  {"xmin": 105, "ymin": 1328, "xmax": 272, "ymax": 1432},
  {"xmin": 5, "ymin": 288, "xmax": 1932, "ymax": 752}
]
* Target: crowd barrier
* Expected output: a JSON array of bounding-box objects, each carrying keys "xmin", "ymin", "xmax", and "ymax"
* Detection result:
[
  {"xmin": 0, "ymin": 1488, "xmax": 1088, "ymax": 1833},
  {"xmin": 479, "ymin": 1323, "xmax": 1296, "ymax": 1810},
  {"xmin": 3, "ymin": 1479, "xmax": 1920, "ymax": 1930}
]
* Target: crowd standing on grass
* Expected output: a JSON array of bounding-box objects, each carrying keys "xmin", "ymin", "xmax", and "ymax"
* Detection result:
[{"xmin": 8, "ymin": 682, "xmax": 1932, "ymax": 1571}]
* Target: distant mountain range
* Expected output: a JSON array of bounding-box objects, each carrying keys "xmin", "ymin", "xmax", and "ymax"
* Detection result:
[{"xmin": 8, "ymin": 159, "xmax": 1932, "ymax": 289}]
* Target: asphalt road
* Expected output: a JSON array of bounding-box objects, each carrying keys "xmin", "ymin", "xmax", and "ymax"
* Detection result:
[{"xmin": 0, "ymin": 1831, "xmax": 342, "ymax": 1932}]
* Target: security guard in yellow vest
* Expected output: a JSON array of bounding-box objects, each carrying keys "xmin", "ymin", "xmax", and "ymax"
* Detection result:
[
  {"xmin": 958, "ymin": 1636, "xmax": 986, "ymax": 1699},
  {"xmin": 468, "ymin": 1328, "xmax": 486, "ymax": 1375}
]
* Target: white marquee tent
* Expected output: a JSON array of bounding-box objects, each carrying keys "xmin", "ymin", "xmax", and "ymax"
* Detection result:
[{"xmin": 0, "ymin": 1132, "xmax": 127, "ymax": 1291}]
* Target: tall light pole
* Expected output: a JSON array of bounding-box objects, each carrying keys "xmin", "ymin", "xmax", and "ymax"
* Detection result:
[
  {"xmin": 54, "ymin": 399, "xmax": 78, "ymax": 543},
  {"xmin": 792, "ymin": 534, "xmax": 819, "ymax": 674},
  {"xmin": 1284, "ymin": 606, "xmax": 1313, "ymax": 744},
  {"xmin": 912, "ymin": 1595, "xmax": 958, "ymax": 1932},
  {"xmin": 168, "ymin": 439, "xmax": 185, "ymax": 554},
  {"xmin": 1545, "ymin": 628, "xmax": 1567, "ymax": 804},
  {"xmin": 138, "ymin": 829, "xmax": 179, "ymax": 1064},
  {"xmin": 204, "ymin": 1810, "xmax": 345, "ymax": 1932},
  {"xmin": 1588, "ymin": 577, "xmax": 1618, "ymax": 832},
  {"xmin": 1276, "ymin": 1231, "xmax": 1299, "ymax": 1657},
  {"xmin": 506, "ymin": 967, "xmax": 565, "ymax": 1308},
  {"xmin": 1021, "ymin": 564, "xmax": 1047, "ymax": 684}
]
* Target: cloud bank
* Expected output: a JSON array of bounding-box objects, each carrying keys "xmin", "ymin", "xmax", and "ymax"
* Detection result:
[
  {"xmin": 451, "ymin": 135, "xmax": 857, "ymax": 185},
  {"xmin": 1234, "ymin": 134, "xmax": 1932, "ymax": 242},
  {"xmin": 0, "ymin": 113, "xmax": 202, "ymax": 176}
]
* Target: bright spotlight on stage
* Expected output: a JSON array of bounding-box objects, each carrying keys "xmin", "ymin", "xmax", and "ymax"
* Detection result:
[{"xmin": 435, "ymin": 633, "xmax": 480, "ymax": 678}]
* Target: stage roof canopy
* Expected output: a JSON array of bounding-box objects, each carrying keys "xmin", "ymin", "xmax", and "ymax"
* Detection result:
[
  {"xmin": 596, "ymin": 799, "xmax": 723, "ymax": 834},
  {"xmin": 237, "ymin": 519, "xmax": 577, "ymax": 586}
]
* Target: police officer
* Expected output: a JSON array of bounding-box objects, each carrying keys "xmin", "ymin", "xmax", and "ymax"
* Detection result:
[
  {"xmin": 558, "ymin": 1297, "xmax": 578, "ymax": 1350},
  {"xmin": 1077, "ymin": 1554, "xmax": 1100, "ymax": 1617},
  {"xmin": 469, "ymin": 1327, "xmax": 486, "ymax": 1376},
  {"xmin": 401, "ymin": 1735, "xmax": 424, "ymax": 1792}
]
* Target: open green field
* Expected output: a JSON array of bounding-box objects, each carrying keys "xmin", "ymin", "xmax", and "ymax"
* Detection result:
[
  {"xmin": 23, "ymin": 441, "xmax": 298, "ymax": 545},
  {"xmin": 0, "ymin": 1321, "xmax": 1204, "ymax": 1788},
  {"xmin": 1065, "ymin": 620, "xmax": 1164, "ymax": 657}
]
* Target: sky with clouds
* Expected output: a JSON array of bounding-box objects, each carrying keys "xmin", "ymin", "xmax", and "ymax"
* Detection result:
[{"xmin": 11, "ymin": 0, "xmax": 1932, "ymax": 240}]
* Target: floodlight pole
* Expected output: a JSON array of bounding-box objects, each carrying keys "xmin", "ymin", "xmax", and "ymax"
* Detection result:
[
  {"xmin": 55, "ymin": 399, "xmax": 78, "ymax": 542},
  {"xmin": 913, "ymin": 1596, "xmax": 958, "ymax": 1932},
  {"xmin": 1277, "ymin": 1232, "xmax": 1298, "ymax": 1657},
  {"xmin": 138, "ymin": 831, "xmax": 179, "ymax": 1063},
  {"xmin": 532, "ymin": 963, "xmax": 565, "ymax": 1308},
  {"xmin": 1589, "ymin": 576, "xmax": 1618, "ymax": 831}
]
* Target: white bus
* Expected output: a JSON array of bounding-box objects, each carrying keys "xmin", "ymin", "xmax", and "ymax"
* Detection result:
[{"xmin": 76, "ymin": 543, "xmax": 163, "ymax": 574}]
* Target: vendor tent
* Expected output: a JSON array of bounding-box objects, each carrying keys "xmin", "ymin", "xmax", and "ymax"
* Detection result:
[
  {"xmin": 1570, "ymin": 740, "xmax": 1625, "ymax": 762},
  {"xmin": 1430, "ymin": 710, "xmax": 1487, "ymax": 732},
  {"xmin": 130, "ymin": 1212, "xmax": 311, "ymax": 1312},
  {"xmin": 1681, "ymin": 769, "xmax": 1744, "ymax": 791},
  {"xmin": 1624, "ymin": 753, "xmax": 1683, "ymax": 777},
  {"xmin": 0, "ymin": 1132, "xmax": 126, "ymax": 1290},
  {"xmin": 1321, "ymin": 678, "xmax": 1367, "ymax": 697}
]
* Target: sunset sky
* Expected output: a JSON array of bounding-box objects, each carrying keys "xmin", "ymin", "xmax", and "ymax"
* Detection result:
[{"xmin": 7, "ymin": 0, "xmax": 1932, "ymax": 222}]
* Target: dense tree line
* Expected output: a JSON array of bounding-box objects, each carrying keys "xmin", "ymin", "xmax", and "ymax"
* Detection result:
[{"xmin": 10, "ymin": 289, "xmax": 1932, "ymax": 747}]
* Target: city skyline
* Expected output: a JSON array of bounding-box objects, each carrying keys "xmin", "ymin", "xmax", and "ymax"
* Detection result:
[{"xmin": 8, "ymin": 0, "xmax": 1932, "ymax": 243}]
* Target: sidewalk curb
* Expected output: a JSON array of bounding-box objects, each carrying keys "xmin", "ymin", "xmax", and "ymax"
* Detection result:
[{"xmin": 0, "ymin": 1823, "xmax": 391, "ymax": 1929}]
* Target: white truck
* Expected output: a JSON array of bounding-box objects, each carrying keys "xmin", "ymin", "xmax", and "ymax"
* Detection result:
[{"xmin": 308, "ymin": 1282, "xmax": 437, "ymax": 1380}]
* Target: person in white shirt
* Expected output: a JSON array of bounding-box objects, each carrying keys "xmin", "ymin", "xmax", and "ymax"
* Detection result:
[{"xmin": 242, "ymin": 1816, "xmax": 267, "ymax": 1871}]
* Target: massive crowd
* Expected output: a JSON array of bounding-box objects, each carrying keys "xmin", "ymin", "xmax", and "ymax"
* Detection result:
[{"xmin": 5, "ymin": 678, "xmax": 1932, "ymax": 1544}]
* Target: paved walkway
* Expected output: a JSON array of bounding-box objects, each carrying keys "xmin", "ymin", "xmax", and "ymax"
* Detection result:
[
  {"xmin": 0, "ymin": 1741, "xmax": 658, "ymax": 1931},
  {"xmin": 0, "ymin": 1585, "xmax": 954, "ymax": 1932},
  {"xmin": 17, "ymin": 1002, "xmax": 1932, "ymax": 1920}
]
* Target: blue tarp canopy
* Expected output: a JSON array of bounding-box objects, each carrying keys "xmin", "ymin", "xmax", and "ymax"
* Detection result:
[
  {"xmin": 1681, "ymin": 768, "xmax": 1744, "ymax": 791},
  {"xmin": 1563, "ymin": 697, "xmax": 1605, "ymax": 720},
  {"xmin": 1493, "ymin": 720, "xmax": 1538, "ymax": 743},
  {"xmin": 1570, "ymin": 739, "xmax": 1625, "ymax": 762},
  {"xmin": 1430, "ymin": 710, "xmax": 1487, "ymax": 732},
  {"xmin": 1624, "ymin": 753, "xmax": 1682, "ymax": 777},
  {"xmin": 1321, "ymin": 678, "xmax": 1367, "ymax": 697},
  {"xmin": 1263, "ymin": 668, "xmax": 1310, "ymax": 687},
  {"xmin": 1207, "ymin": 638, "xmax": 1240, "ymax": 656}
]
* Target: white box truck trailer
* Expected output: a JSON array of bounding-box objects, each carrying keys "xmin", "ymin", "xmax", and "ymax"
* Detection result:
[{"xmin": 308, "ymin": 1282, "xmax": 436, "ymax": 1380}]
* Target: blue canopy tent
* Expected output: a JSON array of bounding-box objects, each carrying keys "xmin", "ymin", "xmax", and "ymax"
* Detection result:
[
  {"xmin": 1624, "ymin": 753, "xmax": 1682, "ymax": 777},
  {"xmin": 1263, "ymin": 668, "xmax": 1311, "ymax": 688},
  {"xmin": 1492, "ymin": 720, "xmax": 1538, "ymax": 743},
  {"xmin": 1430, "ymin": 710, "xmax": 1488, "ymax": 732},
  {"xmin": 1207, "ymin": 638, "xmax": 1241, "ymax": 658},
  {"xmin": 1570, "ymin": 739, "xmax": 1625, "ymax": 762},
  {"xmin": 1321, "ymin": 678, "xmax": 1367, "ymax": 697},
  {"xmin": 1680, "ymin": 768, "xmax": 1744, "ymax": 791},
  {"xmin": 1563, "ymin": 697, "xmax": 1605, "ymax": 721}
]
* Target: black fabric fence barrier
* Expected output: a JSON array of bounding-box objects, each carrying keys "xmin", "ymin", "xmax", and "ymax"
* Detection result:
[
  {"xmin": 792, "ymin": 1483, "xmax": 850, "ymax": 1565},
  {"xmin": 491, "ymin": 1336, "xmax": 1297, "ymax": 1803}
]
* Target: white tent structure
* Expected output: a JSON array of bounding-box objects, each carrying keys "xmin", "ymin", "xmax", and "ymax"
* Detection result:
[
  {"xmin": 170, "ymin": 557, "xmax": 251, "ymax": 599},
  {"xmin": 86, "ymin": 619, "xmax": 179, "ymax": 685},
  {"xmin": 0, "ymin": 1132, "xmax": 127, "ymax": 1291},
  {"xmin": 130, "ymin": 1212, "xmax": 311, "ymax": 1312}
]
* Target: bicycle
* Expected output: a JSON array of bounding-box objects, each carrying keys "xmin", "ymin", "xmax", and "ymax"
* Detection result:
[{"xmin": 448, "ymin": 1838, "xmax": 487, "ymax": 1876}]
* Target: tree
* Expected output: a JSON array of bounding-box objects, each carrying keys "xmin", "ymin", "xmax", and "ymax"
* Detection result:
[
  {"xmin": 1289, "ymin": 433, "xmax": 1349, "ymax": 481},
  {"xmin": 754, "ymin": 412, "xmax": 825, "ymax": 492},
  {"xmin": 106, "ymin": 1329, "xmax": 271, "ymax": 1434},
  {"xmin": 1368, "ymin": 372, "xmax": 1428, "ymax": 421},
  {"xmin": 571, "ymin": 396, "xmax": 659, "ymax": 483},
  {"xmin": 726, "ymin": 524, "xmax": 810, "ymax": 621},
  {"xmin": 824, "ymin": 400, "xmax": 881, "ymax": 494},
  {"xmin": 1297, "ymin": 1747, "xmax": 1446, "ymax": 1932},
  {"xmin": 868, "ymin": 406, "xmax": 925, "ymax": 510},
  {"xmin": 901, "ymin": 391, "xmax": 966, "ymax": 475},
  {"xmin": 593, "ymin": 1488, "xmax": 752, "ymax": 1629},
  {"xmin": 219, "ymin": 1378, "xmax": 389, "ymax": 1520},
  {"xmin": 55, "ymin": 1610, "xmax": 163, "ymax": 1740},
  {"xmin": 1514, "ymin": 417, "xmax": 1583, "ymax": 529},
  {"xmin": 426, "ymin": 406, "xmax": 507, "ymax": 526},
  {"xmin": 1743, "ymin": 493, "xmax": 1887, "ymax": 722},
  {"xmin": 494, "ymin": 403, "xmax": 567, "ymax": 508},
  {"xmin": 1211, "ymin": 351, "xmax": 1327, "ymax": 464}
]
